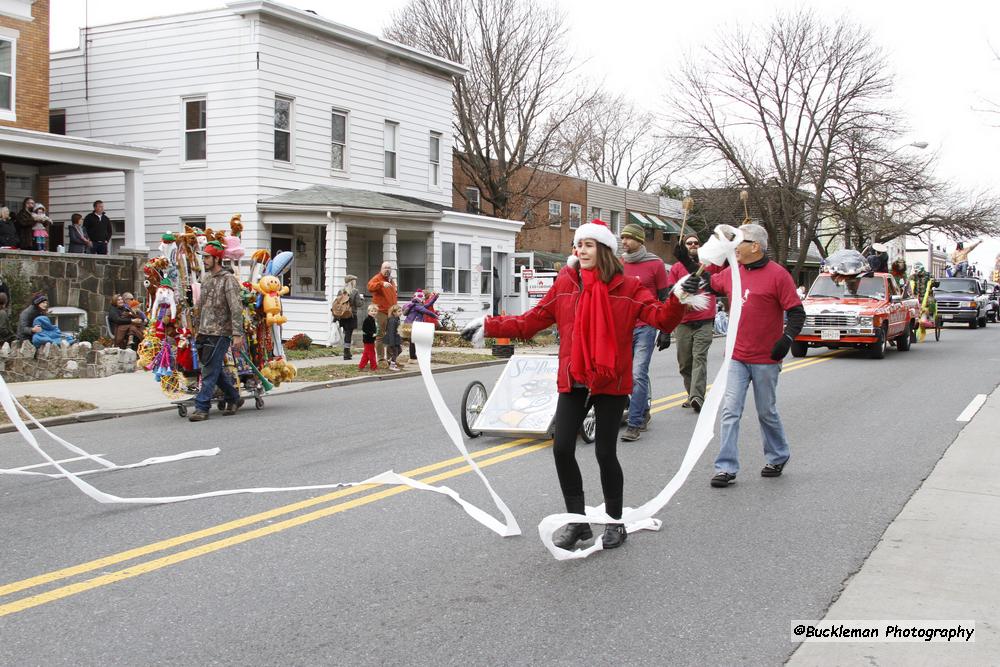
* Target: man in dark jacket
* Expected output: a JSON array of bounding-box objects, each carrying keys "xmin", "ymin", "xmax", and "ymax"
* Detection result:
[
  {"xmin": 14, "ymin": 197, "xmax": 36, "ymax": 250},
  {"xmin": 83, "ymin": 200, "xmax": 113, "ymax": 255}
]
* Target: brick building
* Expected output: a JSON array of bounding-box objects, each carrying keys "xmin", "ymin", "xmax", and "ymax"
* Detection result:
[{"xmin": 452, "ymin": 155, "xmax": 680, "ymax": 266}]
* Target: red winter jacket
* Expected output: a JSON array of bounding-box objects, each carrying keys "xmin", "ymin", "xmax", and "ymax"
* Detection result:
[{"xmin": 485, "ymin": 266, "xmax": 686, "ymax": 396}]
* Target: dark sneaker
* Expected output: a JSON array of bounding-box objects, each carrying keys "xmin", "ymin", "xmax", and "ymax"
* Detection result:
[
  {"xmin": 640, "ymin": 410, "xmax": 651, "ymax": 431},
  {"xmin": 602, "ymin": 524, "xmax": 627, "ymax": 549},
  {"xmin": 188, "ymin": 410, "xmax": 209, "ymax": 422},
  {"xmin": 621, "ymin": 426, "xmax": 642, "ymax": 442},
  {"xmin": 222, "ymin": 397, "xmax": 245, "ymax": 416},
  {"xmin": 710, "ymin": 471, "xmax": 736, "ymax": 487},
  {"xmin": 690, "ymin": 397, "xmax": 703, "ymax": 413},
  {"xmin": 761, "ymin": 462, "xmax": 786, "ymax": 477}
]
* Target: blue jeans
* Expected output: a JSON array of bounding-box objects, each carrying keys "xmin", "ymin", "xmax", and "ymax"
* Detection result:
[
  {"xmin": 627, "ymin": 325, "xmax": 657, "ymax": 427},
  {"xmin": 194, "ymin": 335, "xmax": 240, "ymax": 412},
  {"xmin": 715, "ymin": 360, "xmax": 790, "ymax": 474}
]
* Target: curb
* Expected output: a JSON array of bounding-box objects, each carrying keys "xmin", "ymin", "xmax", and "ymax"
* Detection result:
[{"xmin": 0, "ymin": 358, "xmax": 509, "ymax": 434}]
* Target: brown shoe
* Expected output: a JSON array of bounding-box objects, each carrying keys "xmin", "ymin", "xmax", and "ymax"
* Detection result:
[
  {"xmin": 188, "ymin": 410, "xmax": 209, "ymax": 422},
  {"xmin": 222, "ymin": 397, "xmax": 245, "ymax": 416}
]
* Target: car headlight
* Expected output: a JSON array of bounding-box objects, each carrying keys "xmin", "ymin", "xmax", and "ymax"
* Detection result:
[{"xmin": 859, "ymin": 315, "xmax": 873, "ymax": 326}]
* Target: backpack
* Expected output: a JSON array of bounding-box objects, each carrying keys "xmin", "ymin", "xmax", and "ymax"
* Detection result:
[{"xmin": 331, "ymin": 290, "xmax": 353, "ymax": 319}]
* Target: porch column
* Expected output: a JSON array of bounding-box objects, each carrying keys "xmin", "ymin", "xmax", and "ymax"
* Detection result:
[
  {"xmin": 122, "ymin": 168, "xmax": 147, "ymax": 252},
  {"xmin": 326, "ymin": 218, "xmax": 347, "ymax": 302},
  {"xmin": 382, "ymin": 227, "xmax": 397, "ymax": 268},
  {"xmin": 425, "ymin": 230, "xmax": 441, "ymax": 292}
]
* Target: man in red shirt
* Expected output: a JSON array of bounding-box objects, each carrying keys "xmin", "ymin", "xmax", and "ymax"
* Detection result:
[
  {"xmin": 683, "ymin": 223, "xmax": 805, "ymax": 487},
  {"xmin": 666, "ymin": 233, "xmax": 719, "ymax": 413},
  {"xmin": 619, "ymin": 223, "xmax": 669, "ymax": 442}
]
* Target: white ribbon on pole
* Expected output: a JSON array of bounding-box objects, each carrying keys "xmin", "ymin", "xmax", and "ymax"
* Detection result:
[{"xmin": 538, "ymin": 225, "xmax": 744, "ymax": 559}]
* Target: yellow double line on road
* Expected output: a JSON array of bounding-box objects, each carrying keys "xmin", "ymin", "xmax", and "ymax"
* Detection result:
[{"xmin": 0, "ymin": 351, "xmax": 840, "ymax": 618}]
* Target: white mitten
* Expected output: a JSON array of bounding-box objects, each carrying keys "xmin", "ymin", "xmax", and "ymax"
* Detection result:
[{"xmin": 461, "ymin": 316, "xmax": 486, "ymax": 349}]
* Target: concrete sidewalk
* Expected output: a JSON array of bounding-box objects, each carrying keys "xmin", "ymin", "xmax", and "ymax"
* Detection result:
[{"xmin": 787, "ymin": 388, "xmax": 1000, "ymax": 666}]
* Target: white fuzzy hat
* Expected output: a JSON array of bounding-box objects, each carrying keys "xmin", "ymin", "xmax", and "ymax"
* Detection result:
[{"xmin": 567, "ymin": 220, "xmax": 618, "ymax": 270}]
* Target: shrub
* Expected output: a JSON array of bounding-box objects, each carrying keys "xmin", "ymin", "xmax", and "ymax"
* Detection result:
[
  {"xmin": 286, "ymin": 333, "xmax": 313, "ymax": 350},
  {"xmin": 0, "ymin": 264, "xmax": 32, "ymax": 343},
  {"xmin": 78, "ymin": 325, "xmax": 101, "ymax": 343}
]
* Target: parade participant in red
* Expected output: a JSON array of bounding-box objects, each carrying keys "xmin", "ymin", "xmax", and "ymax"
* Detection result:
[
  {"xmin": 682, "ymin": 223, "xmax": 805, "ymax": 487},
  {"xmin": 462, "ymin": 219, "xmax": 687, "ymax": 551}
]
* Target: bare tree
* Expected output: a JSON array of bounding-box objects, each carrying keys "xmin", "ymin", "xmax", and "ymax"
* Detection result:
[
  {"xmin": 669, "ymin": 10, "xmax": 895, "ymax": 277},
  {"xmin": 385, "ymin": 0, "xmax": 592, "ymax": 223},
  {"xmin": 551, "ymin": 92, "xmax": 686, "ymax": 191}
]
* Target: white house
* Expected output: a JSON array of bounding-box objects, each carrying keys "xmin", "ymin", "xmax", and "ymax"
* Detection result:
[{"xmin": 48, "ymin": 0, "xmax": 521, "ymax": 341}]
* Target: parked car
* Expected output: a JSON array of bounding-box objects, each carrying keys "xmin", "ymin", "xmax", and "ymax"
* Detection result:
[
  {"xmin": 984, "ymin": 281, "xmax": 999, "ymax": 323},
  {"xmin": 933, "ymin": 277, "xmax": 990, "ymax": 328},
  {"xmin": 793, "ymin": 273, "xmax": 919, "ymax": 359}
]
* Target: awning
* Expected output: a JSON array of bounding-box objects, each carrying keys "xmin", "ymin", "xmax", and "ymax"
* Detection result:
[
  {"xmin": 648, "ymin": 214, "xmax": 682, "ymax": 233},
  {"xmin": 628, "ymin": 211, "xmax": 655, "ymax": 229}
]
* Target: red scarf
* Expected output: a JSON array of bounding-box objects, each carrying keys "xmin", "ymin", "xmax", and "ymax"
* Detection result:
[{"xmin": 570, "ymin": 268, "xmax": 618, "ymax": 387}]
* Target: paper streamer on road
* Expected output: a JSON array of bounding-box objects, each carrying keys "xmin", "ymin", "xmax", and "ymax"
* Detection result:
[
  {"xmin": 538, "ymin": 224, "xmax": 745, "ymax": 559},
  {"xmin": 0, "ymin": 327, "xmax": 519, "ymax": 537}
]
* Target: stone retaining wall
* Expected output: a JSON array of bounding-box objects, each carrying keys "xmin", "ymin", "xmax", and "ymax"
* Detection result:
[
  {"xmin": 0, "ymin": 340, "xmax": 137, "ymax": 382},
  {"xmin": 0, "ymin": 249, "xmax": 146, "ymax": 335}
]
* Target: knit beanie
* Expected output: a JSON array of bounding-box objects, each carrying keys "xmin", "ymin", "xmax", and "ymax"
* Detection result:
[{"xmin": 620, "ymin": 223, "xmax": 645, "ymax": 243}]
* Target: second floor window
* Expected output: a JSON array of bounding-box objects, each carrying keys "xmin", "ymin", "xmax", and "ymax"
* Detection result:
[
  {"xmin": 548, "ymin": 200, "xmax": 562, "ymax": 226},
  {"xmin": 184, "ymin": 98, "xmax": 206, "ymax": 161},
  {"xmin": 569, "ymin": 203, "xmax": 582, "ymax": 229},
  {"xmin": 0, "ymin": 38, "xmax": 13, "ymax": 115},
  {"xmin": 274, "ymin": 96, "xmax": 292, "ymax": 162},
  {"xmin": 384, "ymin": 121, "xmax": 398, "ymax": 179},
  {"xmin": 331, "ymin": 109, "xmax": 347, "ymax": 171},
  {"xmin": 429, "ymin": 132, "xmax": 441, "ymax": 186},
  {"xmin": 465, "ymin": 187, "xmax": 480, "ymax": 214}
]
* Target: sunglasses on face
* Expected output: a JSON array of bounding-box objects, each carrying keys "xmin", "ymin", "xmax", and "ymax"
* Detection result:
[{"xmin": 685, "ymin": 241, "xmax": 700, "ymax": 247}]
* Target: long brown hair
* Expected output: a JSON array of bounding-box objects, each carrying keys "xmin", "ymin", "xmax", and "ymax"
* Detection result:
[{"xmin": 594, "ymin": 244, "xmax": 624, "ymax": 283}]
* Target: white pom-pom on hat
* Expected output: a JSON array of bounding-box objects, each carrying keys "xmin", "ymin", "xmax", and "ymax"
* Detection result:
[{"xmin": 573, "ymin": 219, "xmax": 617, "ymax": 254}]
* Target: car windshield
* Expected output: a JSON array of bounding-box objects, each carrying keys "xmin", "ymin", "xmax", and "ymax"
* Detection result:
[
  {"xmin": 935, "ymin": 278, "xmax": 978, "ymax": 294},
  {"xmin": 808, "ymin": 275, "xmax": 885, "ymax": 300}
]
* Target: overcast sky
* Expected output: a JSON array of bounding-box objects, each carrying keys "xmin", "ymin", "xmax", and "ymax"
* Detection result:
[{"xmin": 50, "ymin": 0, "xmax": 1000, "ymax": 273}]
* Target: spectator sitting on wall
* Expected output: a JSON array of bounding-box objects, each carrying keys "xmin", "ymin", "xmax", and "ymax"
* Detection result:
[
  {"xmin": 15, "ymin": 197, "xmax": 37, "ymax": 250},
  {"xmin": 0, "ymin": 292, "xmax": 11, "ymax": 339},
  {"xmin": 17, "ymin": 293, "xmax": 49, "ymax": 341},
  {"xmin": 84, "ymin": 200, "xmax": 113, "ymax": 255},
  {"xmin": 108, "ymin": 293, "xmax": 145, "ymax": 350},
  {"xmin": 0, "ymin": 206, "xmax": 19, "ymax": 248}
]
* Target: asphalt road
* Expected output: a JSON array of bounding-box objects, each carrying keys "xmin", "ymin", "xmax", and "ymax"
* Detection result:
[{"xmin": 1, "ymin": 324, "xmax": 998, "ymax": 666}]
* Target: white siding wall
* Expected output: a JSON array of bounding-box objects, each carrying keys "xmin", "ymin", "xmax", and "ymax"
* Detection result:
[
  {"xmin": 48, "ymin": 10, "xmax": 262, "ymax": 249},
  {"xmin": 253, "ymin": 20, "xmax": 454, "ymax": 206}
]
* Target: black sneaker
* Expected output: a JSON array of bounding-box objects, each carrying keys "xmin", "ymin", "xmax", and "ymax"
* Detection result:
[
  {"xmin": 761, "ymin": 462, "xmax": 786, "ymax": 477},
  {"xmin": 681, "ymin": 400, "xmax": 691, "ymax": 408},
  {"xmin": 690, "ymin": 397, "xmax": 703, "ymax": 413},
  {"xmin": 710, "ymin": 471, "xmax": 736, "ymax": 487},
  {"xmin": 553, "ymin": 523, "xmax": 593, "ymax": 549}
]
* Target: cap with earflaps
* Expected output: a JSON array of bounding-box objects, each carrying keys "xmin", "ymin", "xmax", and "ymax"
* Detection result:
[
  {"xmin": 32, "ymin": 293, "xmax": 48, "ymax": 306},
  {"xmin": 620, "ymin": 223, "xmax": 646, "ymax": 243}
]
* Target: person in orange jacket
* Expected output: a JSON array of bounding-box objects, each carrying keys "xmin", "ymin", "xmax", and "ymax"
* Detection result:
[{"xmin": 367, "ymin": 261, "xmax": 398, "ymax": 363}]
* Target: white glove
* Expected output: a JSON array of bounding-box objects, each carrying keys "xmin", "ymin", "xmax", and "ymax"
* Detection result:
[{"xmin": 461, "ymin": 316, "xmax": 486, "ymax": 348}]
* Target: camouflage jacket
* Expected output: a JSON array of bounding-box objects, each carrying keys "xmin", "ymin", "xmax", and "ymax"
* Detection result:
[{"xmin": 197, "ymin": 269, "xmax": 244, "ymax": 337}]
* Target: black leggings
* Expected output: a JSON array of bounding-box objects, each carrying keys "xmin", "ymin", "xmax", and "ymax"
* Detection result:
[{"xmin": 552, "ymin": 388, "xmax": 629, "ymax": 518}]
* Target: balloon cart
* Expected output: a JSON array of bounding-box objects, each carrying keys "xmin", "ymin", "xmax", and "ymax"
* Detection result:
[{"xmin": 135, "ymin": 214, "xmax": 299, "ymax": 417}]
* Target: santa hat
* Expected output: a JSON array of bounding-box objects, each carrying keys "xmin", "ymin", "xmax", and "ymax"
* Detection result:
[{"xmin": 567, "ymin": 219, "xmax": 617, "ymax": 268}]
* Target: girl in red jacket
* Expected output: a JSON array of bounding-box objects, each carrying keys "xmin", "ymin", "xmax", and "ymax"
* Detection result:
[{"xmin": 462, "ymin": 220, "xmax": 686, "ymax": 551}]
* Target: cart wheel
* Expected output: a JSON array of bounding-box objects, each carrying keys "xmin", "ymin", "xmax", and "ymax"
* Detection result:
[
  {"xmin": 934, "ymin": 315, "xmax": 942, "ymax": 342},
  {"xmin": 461, "ymin": 381, "xmax": 487, "ymax": 438},
  {"xmin": 579, "ymin": 405, "xmax": 596, "ymax": 443},
  {"xmin": 177, "ymin": 405, "xmax": 188, "ymax": 418},
  {"xmin": 255, "ymin": 396, "xmax": 264, "ymax": 410}
]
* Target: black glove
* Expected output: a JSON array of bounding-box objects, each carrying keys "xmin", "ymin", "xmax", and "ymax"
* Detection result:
[
  {"xmin": 656, "ymin": 331, "xmax": 671, "ymax": 351},
  {"xmin": 770, "ymin": 334, "xmax": 792, "ymax": 361},
  {"xmin": 681, "ymin": 273, "xmax": 702, "ymax": 294}
]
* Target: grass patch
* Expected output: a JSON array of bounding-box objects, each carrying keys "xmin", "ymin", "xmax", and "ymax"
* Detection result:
[
  {"xmin": 291, "ymin": 351, "xmax": 495, "ymax": 382},
  {"xmin": 0, "ymin": 395, "xmax": 96, "ymax": 425},
  {"xmin": 285, "ymin": 345, "xmax": 348, "ymax": 360}
]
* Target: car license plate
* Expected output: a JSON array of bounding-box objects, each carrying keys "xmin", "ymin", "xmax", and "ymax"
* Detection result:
[
  {"xmin": 941, "ymin": 314, "xmax": 953, "ymax": 320},
  {"xmin": 821, "ymin": 330, "xmax": 841, "ymax": 341}
]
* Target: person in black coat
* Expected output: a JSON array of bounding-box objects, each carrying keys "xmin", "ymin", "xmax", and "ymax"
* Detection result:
[
  {"xmin": 83, "ymin": 200, "xmax": 113, "ymax": 255},
  {"xmin": 0, "ymin": 207, "xmax": 19, "ymax": 248},
  {"xmin": 14, "ymin": 197, "xmax": 36, "ymax": 250}
]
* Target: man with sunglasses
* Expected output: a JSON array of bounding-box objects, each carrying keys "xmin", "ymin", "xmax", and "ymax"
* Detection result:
[
  {"xmin": 666, "ymin": 233, "xmax": 719, "ymax": 413},
  {"xmin": 682, "ymin": 224, "xmax": 804, "ymax": 488}
]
